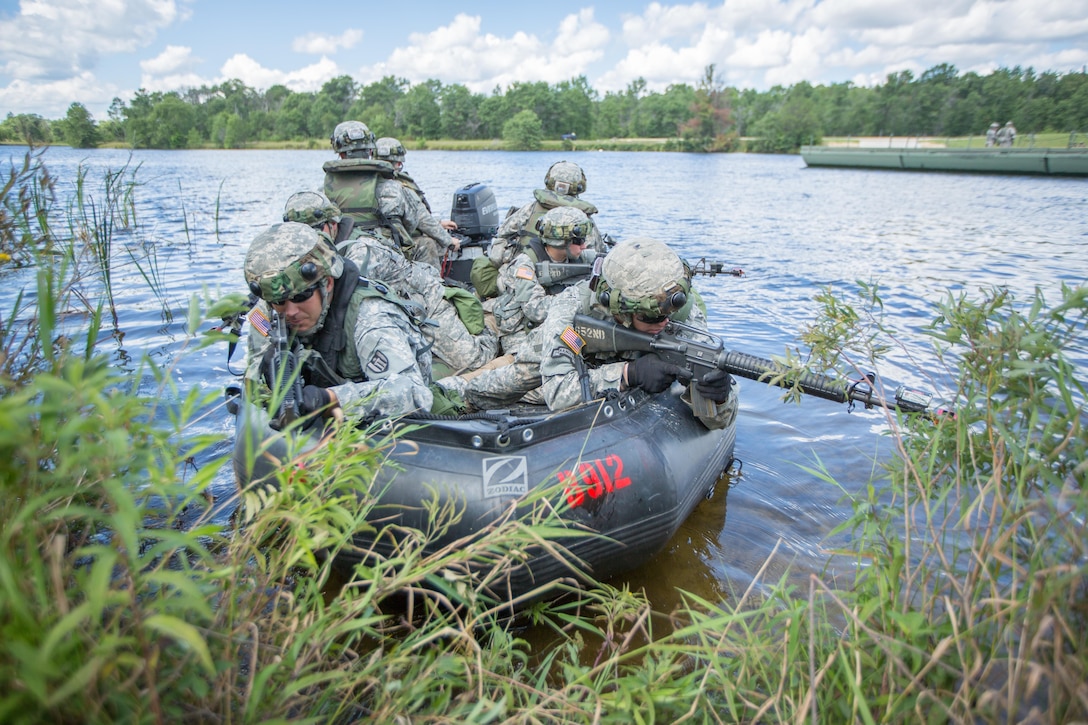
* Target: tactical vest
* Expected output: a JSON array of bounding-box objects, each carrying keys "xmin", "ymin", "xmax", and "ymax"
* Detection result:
[
  {"xmin": 300, "ymin": 258, "xmax": 426, "ymax": 389},
  {"xmin": 322, "ymin": 158, "xmax": 412, "ymax": 250},
  {"xmin": 515, "ymin": 189, "xmax": 599, "ymax": 248},
  {"xmin": 395, "ymin": 170, "xmax": 432, "ymax": 213}
]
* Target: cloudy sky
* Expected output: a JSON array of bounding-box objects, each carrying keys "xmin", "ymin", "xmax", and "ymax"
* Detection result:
[{"xmin": 2, "ymin": 0, "xmax": 1087, "ymax": 120}]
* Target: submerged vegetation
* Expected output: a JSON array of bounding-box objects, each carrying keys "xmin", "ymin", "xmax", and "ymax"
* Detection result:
[{"xmin": 1, "ymin": 152, "xmax": 1086, "ymax": 722}]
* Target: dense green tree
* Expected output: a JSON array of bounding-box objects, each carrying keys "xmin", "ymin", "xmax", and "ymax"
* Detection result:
[
  {"xmin": 55, "ymin": 63, "xmax": 1087, "ymax": 152},
  {"xmin": 552, "ymin": 76, "xmax": 596, "ymax": 139},
  {"xmin": 638, "ymin": 84, "xmax": 695, "ymax": 137},
  {"xmin": 147, "ymin": 94, "xmax": 197, "ymax": 148},
  {"xmin": 502, "ymin": 109, "xmax": 543, "ymax": 150},
  {"xmin": 478, "ymin": 90, "xmax": 510, "ymax": 138},
  {"xmin": 0, "ymin": 113, "xmax": 52, "ymax": 144},
  {"xmin": 396, "ymin": 80, "xmax": 442, "ymax": 139},
  {"xmin": 309, "ymin": 75, "xmax": 357, "ymax": 137},
  {"xmin": 273, "ymin": 92, "xmax": 312, "ymax": 139},
  {"xmin": 354, "ymin": 76, "xmax": 407, "ymax": 123},
  {"xmin": 54, "ymin": 103, "xmax": 99, "ymax": 148},
  {"xmin": 748, "ymin": 85, "xmax": 821, "ymax": 152},
  {"xmin": 439, "ymin": 83, "xmax": 483, "ymax": 139}
]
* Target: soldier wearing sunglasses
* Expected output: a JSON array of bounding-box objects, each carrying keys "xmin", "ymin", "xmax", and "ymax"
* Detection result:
[
  {"xmin": 243, "ymin": 222, "xmax": 436, "ymax": 421},
  {"xmin": 537, "ymin": 237, "xmax": 736, "ymax": 431}
]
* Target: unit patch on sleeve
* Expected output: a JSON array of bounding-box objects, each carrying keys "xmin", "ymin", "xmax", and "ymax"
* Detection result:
[{"xmin": 366, "ymin": 350, "xmax": 390, "ymax": 375}]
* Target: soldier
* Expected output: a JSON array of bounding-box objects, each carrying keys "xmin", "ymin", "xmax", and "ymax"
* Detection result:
[
  {"xmin": 985, "ymin": 122, "xmax": 999, "ymax": 147},
  {"xmin": 281, "ymin": 191, "xmax": 498, "ymax": 377},
  {"xmin": 323, "ymin": 121, "xmax": 459, "ymax": 263},
  {"xmin": 375, "ymin": 136, "xmax": 458, "ymax": 269},
  {"xmin": 997, "ymin": 121, "xmax": 1017, "ymax": 147},
  {"xmin": 491, "ymin": 206, "xmax": 597, "ymax": 355},
  {"xmin": 441, "ymin": 207, "xmax": 599, "ymax": 411},
  {"xmin": 537, "ymin": 237, "xmax": 737, "ymax": 431},
  {"xmin": 243, "ymin": 221, "xmax": 435, "ymax": 421},
  {"xmin": 472, "ymin": 160, "xmax": 605, "ymax": 297}
]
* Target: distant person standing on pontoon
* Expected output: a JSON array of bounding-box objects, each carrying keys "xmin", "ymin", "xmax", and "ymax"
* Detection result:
[
  {"xmin": 997, "ymin": 121, "xmax": 1017, "ymax": 147},
  {"xmin": 985, "ymin": 122, "xmax": 999, "ymax": 147}
]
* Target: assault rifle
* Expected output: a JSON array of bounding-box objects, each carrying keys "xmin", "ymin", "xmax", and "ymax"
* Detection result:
[
  {"xmin": 571, "ymin": 314, "xmax": 952, "ymax": 420},
  {"xmin": 267, "ymin": 310, "xmax": 304, "ymax": 430},
  {"xmin": 536, "ymin": 257, "xmax": 743, "ymax": 287}
]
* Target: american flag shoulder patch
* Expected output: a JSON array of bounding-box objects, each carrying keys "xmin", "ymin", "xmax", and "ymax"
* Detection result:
[
  {"xmin": 560, "ymin": 326, "xmax": 584, "ymax": 354},
  {"xmin": 515, "ymin": 265, "xmax": 535, "ymax": 281},
  {"xmin": 248, "ymin": 307, "xmax": 271, "ymax": 337}
]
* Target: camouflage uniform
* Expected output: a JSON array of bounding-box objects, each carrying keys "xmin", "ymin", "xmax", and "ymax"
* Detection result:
[
  {"xmin": 324, "ymin": 122, "xmax": 456, "ymax": 264},
  {"xmin": 536, "ymin": 238, "xmax": 738, "ymax": 431},
  {"xmin": 376, "ymin": 136, "xmax": 450, "ymax": 269},
  {"xmin": 282, "ymin": 188, "xmax": 497, "ymax": 375},
  {"xmin": 244, "ymin": 222, "xmax": 434, "ymax": 420},
  {"xmin": 491, "ymin": 161, "xmax": 605, "ymax": 266},
  {"xmin": 342, "ymin": 234, "xmax": 498, "ymax": 374},
  {"xmin": 446, "ymin": 207, "xmax": 595, "ymax": 410}
]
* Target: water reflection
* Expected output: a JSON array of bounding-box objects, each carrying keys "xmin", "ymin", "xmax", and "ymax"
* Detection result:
[{"xmin": 6, "ymin": 145, "xmax": 1087, "ymax": 616}]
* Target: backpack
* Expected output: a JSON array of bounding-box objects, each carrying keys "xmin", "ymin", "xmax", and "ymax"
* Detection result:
[{"xmin": 442, "ymin": 285, "xmax": 486, "ymax": 335}]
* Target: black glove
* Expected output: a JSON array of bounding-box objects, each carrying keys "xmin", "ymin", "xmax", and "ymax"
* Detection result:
[
  {"xmin": 695, "ymin": 369, "xmax": 733, "ymax": 403},
  {"xmin": 626, "ymin": 354, "xmax": 692, "ymax": 394},
  {"xmin": 299, "ymin": 385, "xmax": 333, "ymax": 415}
]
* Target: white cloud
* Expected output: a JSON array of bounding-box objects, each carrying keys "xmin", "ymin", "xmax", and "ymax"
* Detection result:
[
  {"xmin": 217, "ymin": 54, "xmax": 341, "ymax": 92},
  {"xmin": 140, "ymin": 45, "xmax": 196, "ymax": 75},
  {"xmin": 358, "ymin": 11, "xmax": 609, "ymax": 92},
  {"xmin": 0, "ymin": 0, "xmax": 188, "ymax": 81},
  {"xmin": 292, "ymin": 29, "xmax": 363, "ymax": 55},
  {"xmin": 0, "ymin": 73, "xmax": 119, "ymax": 119}
]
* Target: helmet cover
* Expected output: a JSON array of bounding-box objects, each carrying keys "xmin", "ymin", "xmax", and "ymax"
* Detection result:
[
  {"xmin": 330, "ymin": 120, "xmax": 376, "ymax": 157},
  {"xmin": 244, "ymin": 222, "xmax": 344, "ymax": 303},
  {"xmin": 375, "ymin": 137, "xmax": 406, "ymax": 163},
  {"xmin": 600, "ymin": 237, "xmax": 690, "ymax": 318},
  {"xmin": 283, "ymin": 190, "xmax": 342, "ymax": 228},
  {"xmin": 544, "ymin": 160, "xmax": 587, "ymax": 195},
  {"xmin": 535, "ymin": 206, "xmax": 591, "ymax": 248}
]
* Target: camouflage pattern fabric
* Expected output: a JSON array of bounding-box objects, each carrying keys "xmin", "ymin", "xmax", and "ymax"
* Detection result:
[
  {"xmin": 496, "ymin": 190, "xmax": 605, "ymax": 254},
  {"xmin": 536, "ymin": 282, "xmax": 738, "ymax": 431},
  {"xmin": 439, "ymin": 330, "xmax": 546, "ymax": 411},
  {"xmin": 343, "ymin": 235, "xmax": 498, "ymax": 372},
  {"xmin": 244, "ymin": 222, "xmax": 342, "ymax": 302},
  {"xmin": 283, "ymin": 190, "xmax": 341, "ymax": 228},
  {"xmin": 245, "ymin": 288, "xmax": 434, "ymax": 420},
  {"xmin": 490, "ymin": 246, "xmax": 592, "ymax": 355},
  {"xmin": 324, "ymin": 162, "xmax": 455, "ymax": 256}
]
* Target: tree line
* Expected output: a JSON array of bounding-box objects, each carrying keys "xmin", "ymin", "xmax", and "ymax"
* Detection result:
[{"xmin": 3, "ymin": 63, "xmax": 1086, "ymax": 153}]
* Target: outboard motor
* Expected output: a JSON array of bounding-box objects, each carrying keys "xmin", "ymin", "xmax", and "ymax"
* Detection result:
[
  {"xmin": 450, "ymin": 182, "xmax": 499, "ymax": 241},
  {"xmin": 444, "ymin": 182, "xmax": 500, "ymax": 285}
]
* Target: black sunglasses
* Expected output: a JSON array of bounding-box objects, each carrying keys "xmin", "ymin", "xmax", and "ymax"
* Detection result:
[
  {"xmin": 634, "ymin": 312, "xmax": 669, "ymax": 324},
  {"xmin": 270, "ymin": 284, "xmax": 319, "ymax": 306}
]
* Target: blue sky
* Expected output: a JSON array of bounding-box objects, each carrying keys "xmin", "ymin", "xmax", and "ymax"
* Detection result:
[{"xmin": 3, "ymin": 0, "xmax": 1088, "ymax": 120}]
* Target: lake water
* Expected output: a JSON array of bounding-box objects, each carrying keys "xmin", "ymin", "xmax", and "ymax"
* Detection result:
[{"xmin": 5, "ymin": 145, "xmax": 1087, "ymax": 614}]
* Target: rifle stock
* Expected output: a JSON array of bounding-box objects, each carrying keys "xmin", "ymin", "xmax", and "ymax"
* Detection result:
[{"xmin": 571, "ymin": 314, "xmax": 950, "ymax": 419}]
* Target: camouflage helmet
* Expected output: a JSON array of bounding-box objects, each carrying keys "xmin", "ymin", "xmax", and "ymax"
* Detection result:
[
  {"xmin": 330, "ymin": 120, "xmax": 376, "ymax": 157},
  {"xmin": 597, "ymin": 237, "xmax": 690, "ymax": 321},
  {"xmin": 535, "ymin": 206, "xmax": 591, "ymax": 248},
  {"xmin": 544, "ymin": 160, "xmax": 587, "ymax": 195},
  {"xmin": 244, "ymin": 222, "xmax": 344, "ymax": 304},
  {"xmin": 375, "ymin": 137, "xmax": 406, "ymax": 164},
  {"xmin": 283, "ymin": 190, "xmax": 342, "ymax": 228}
]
